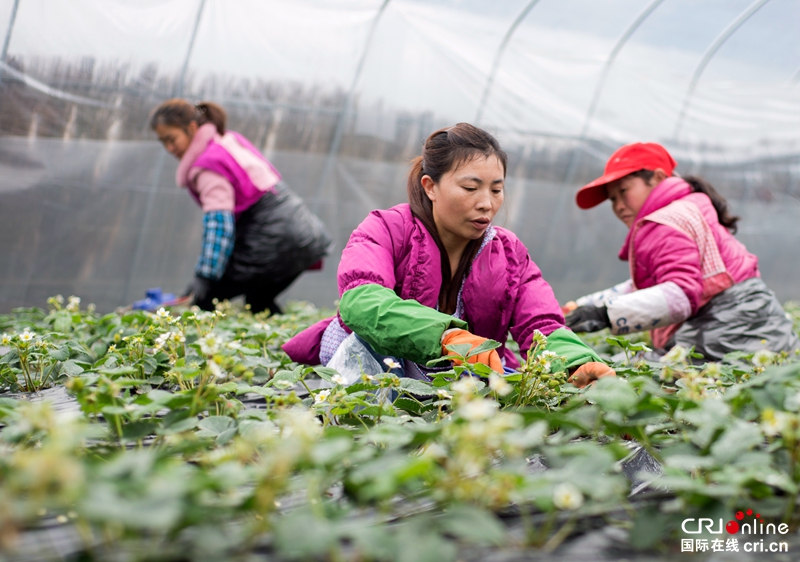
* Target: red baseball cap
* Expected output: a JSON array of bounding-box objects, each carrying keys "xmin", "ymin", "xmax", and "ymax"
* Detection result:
[{"xmin": 576, "ymin": 142, "xmax": 677, "ymax": 209}]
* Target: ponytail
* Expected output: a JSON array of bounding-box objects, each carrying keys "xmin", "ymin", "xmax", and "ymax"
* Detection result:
[
  {"xmin": 150, "ymin": 98, "xmax": 226, "ymax": 135},
  {"xmin": 407, "ymin": 124, "xmax": 507, "ymax": 315},
  {"xmin": 195, "ymin": 101, "xmax": 226, "ymax": 135},
  {"xmin": 684, "ymin": 175, "xmax": 740, "ymax": 234}
]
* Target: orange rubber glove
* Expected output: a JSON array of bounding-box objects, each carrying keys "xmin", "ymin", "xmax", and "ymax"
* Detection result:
[
  {"xmin": 441, "ymin": 328, "xmax": 504, "ymax": 373},
  {"xmin": 568, "ymin": 362, "xmax": 616, "ymax": 389},
  {"xmin": 560, "ymin": 300, "xmax": 578, "ymax": 316}
]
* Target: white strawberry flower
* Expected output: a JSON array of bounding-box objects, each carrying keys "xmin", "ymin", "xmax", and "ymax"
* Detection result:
[
  {"xmin": 208, "ymin": 360, "xmax": 226, "ymax": 380},
  {"xmin": 452, "ymin": 377, "xmax": 478, "ymax": 395},
  {"xmin": 489, "ymin": 373, "xmax": 512, "ymax": 397},
  {"xmin": 383, "ymin": 357, "xmax": 401, "ymax": 370},
  {"xmin": 199, "ymin": 333, "xmax": 222, "ymax": 355},
  {"xmin": 66, "ymin": 296, "xmax": 81, "ymax": 312},
  {"xmin": 553, "ymin": 482, "xmax": 584, "ymax": 510},
  {"xmin": 458, "ymin": 399, "xmax": 498, "ymax": 421},
  {"xmin": 752, "ymin": 349, "xmax": 775, "ymax": 368},
  {"xmin": 661, "ymin": 345, "xmax": 689, "ymax": 364}
]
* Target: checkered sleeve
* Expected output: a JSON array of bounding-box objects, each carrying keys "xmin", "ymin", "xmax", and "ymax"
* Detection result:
[{"xmin": 195, "ymin": 210, "xmax": 235, "ymax": 280}]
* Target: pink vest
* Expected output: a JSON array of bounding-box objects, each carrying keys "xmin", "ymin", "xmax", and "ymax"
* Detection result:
[
  {"xmin": 630, "ymin": 199, "xmax": 734, "ymax": 348},
  {"xmin": 177, "ymin": 123, "xmax": 282, "ymax": 217},
  {"xmin": 622, "ymin": 178, "xmax": 758, "ymax": 348}
]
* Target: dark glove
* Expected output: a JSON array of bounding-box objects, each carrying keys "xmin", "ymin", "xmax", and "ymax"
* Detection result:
[
  {"xmin": 186, "ymin": 276, "xmax": 214, "ymax": 309},
  {"xmin": 565, "ymin": 305, "xmax": 610, "ymax": 333}
]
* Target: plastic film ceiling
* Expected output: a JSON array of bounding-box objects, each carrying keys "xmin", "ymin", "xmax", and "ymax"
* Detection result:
[{"xmin": 1, "ymin": 0, "xmax": 800, "ymax": 312}]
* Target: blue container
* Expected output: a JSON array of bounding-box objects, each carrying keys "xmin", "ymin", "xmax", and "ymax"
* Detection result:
[{"xmin": 132, "ymin": 287, "xmax": 177, "ymax": 311}]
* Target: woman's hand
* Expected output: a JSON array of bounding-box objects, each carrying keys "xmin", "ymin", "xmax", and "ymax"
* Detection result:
[
  {"xmin": 568, "ymin": 361, "xmax": 616, "ymax": 388},
  {"xmin": 441, "ymin": 329, "xmax": 503, "ymax": 373},
  {"xmin": 565, "ymin": 305, "xmax": 611, "ymax": 333},
  {"xmin": 561, "ymin": 300, "xmax": 578, "ymax": 315},
  {"xmin": 186, "ymin": 276, "xmax": 213, "ymax": 306}
]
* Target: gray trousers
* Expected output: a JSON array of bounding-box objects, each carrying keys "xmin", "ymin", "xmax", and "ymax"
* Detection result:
[{"xmin": 668, "ymin": 277, "xmax": 799, "ymax": 362}]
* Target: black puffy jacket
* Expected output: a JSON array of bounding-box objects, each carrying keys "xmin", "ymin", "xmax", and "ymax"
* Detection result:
[{"xmin": 224, "ymin": 182, "xmax": 331, "ymax": 284}]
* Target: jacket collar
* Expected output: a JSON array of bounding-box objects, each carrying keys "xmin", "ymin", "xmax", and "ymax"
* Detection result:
[
  {"xmin": 175, "ymin": 123, "xmax": 218, "ymax": 187},
  {"xmin": 617, "ymin": 176, "xmax": 693, "ymax": 260}
]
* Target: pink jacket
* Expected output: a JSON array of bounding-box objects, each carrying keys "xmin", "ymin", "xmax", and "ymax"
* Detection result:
[
  {"xmin": 620, "ymin": 177, "xmax": 759, "ymax": 314},
  {"xmin": 283, "ymin": 204, "xmax": 565, "ymax": 367}
]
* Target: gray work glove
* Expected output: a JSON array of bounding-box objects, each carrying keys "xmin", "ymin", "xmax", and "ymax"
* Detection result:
[{"xmin": 565, "ymin": 305, "xmax": 610, "ymax": 333}]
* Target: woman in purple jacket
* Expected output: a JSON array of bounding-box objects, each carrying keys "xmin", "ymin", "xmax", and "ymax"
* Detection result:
[
  {"xmin": 150, "ymin": 99, "xmax": 330, "ymax": 314},
  {"xmin": 284, "ymin": 123, "xmax": 611, "ymax": 384},
  {"xmin": 565, "ymin": 142, "xmax": 798, "ymax": 361}
]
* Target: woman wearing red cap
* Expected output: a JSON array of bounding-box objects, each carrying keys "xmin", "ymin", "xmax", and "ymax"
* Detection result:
[{"xmin": 564, "ymin": 142, "xmax": 798, "ymax": 361}]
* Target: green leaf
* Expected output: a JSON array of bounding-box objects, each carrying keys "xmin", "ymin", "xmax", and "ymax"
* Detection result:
[
  {"xmin": 437, "ymin": 504, "xmax": 506, "ymax": 545},
  {"xmin": 396, "ymin": 520, "xmax": 457, "ymax": 562},
  {"xmin": 61, "ymin": 359, "xmax": 84, "ymax": 376},
  {"xmin": 196, "ymin": 416, "xmax": 235, "ymax": 438},
  {"xmin": 121, "ymin": 420, "xmax": 158, "ymax": 441},
  {"xmin": 394, "ymin": 397, "xmax": 422, "ymax": 415},
  {"xmin": 216, "ymin": 427, "xmax": 237, "ymax": 445},
  {"xmin": 141, "ymin": 355, "xmax": 158, "ymax": 375},
  {"xmin": 584, "ymin": 377, "xmax": 639, "ymax": 414},
  {"xmin": 0, "ymin": 397, "xmax": 19, "ymax": 419},
  {"xmin": 245, "ymin": 386, "xmax": 276, "ymax": 398},
  {"xmin": 313, "ymin": 366, "xmax": 338, "ymax": 382},
  {"xmin": 629, "ymin": 506, "xmax": 674, "ymax": 548},
  {"xmin": 98, "ymin": 366, "xmax": 138, "ymax": 377},
  {"xmin": 158, "ymin": 409, "xmax": 198, "ymax": 435},
  {"xmin": 53, "ymin": 310, "xmax": 72, "ymax": 333},
  {"xmin": 139, "ymin": 389, "xmax": 173, "ymax": 408},
  {"xmin": 91, "ymin": 341, "xmax": 108, "ymax": 358},
  {"xmin": 399, "ymin": 378, "xmax": 435, "ymax": 396},
  {"xmin": 311, "ymin": 437, "xmax": 353, "ymax": 465},
  {"xmin": 101, "ymin": 405, "xmax": 129, "ymax": 416},
  {"xmin": 251, "ymin": 366, "xmax": 270, "ymax": 383},
  {"xmin": 605, "ymin": 336, "xmax": 629, "ymax": 349},
  {"xmin": 467, "ymin": 362, "xmax": 494, "ymax": 377},
  {"xmin": 465, "ymin": 338, "xmax": 501, "ymax": 358},
  {"xmin": 215, "ymin": 381, "xmax": 238, "ymax": 394},
  {"xmin": 48, "ymin": 344, "xmax": 70, "ymax": 361},
  {"xmin": 273, "ymin": 509, "xmax": 340, "ymax": 559},
  {"xmin": 237, "ymin": 419, "xmax": 274, "ymax": 439},
  {"xmin": 349, "ymin": 525, "xmax": 395, "ymax": 561},
  {"xmin": 367, "ymin": 425, "xmax": 415, "ymax": 449},
  {"xmin": 269, "ymin": 368, "xmax": 302, "ymax": 387},
  {"xmin": 425, "ymin": 355, "xmax": 454, "ymax": 367},
  {"xmin": 444, "ymin": 343, "xmax": 472, "ymax": 358},
  {"xmin": 710, "ymin": 420, "xmax": 762, "ymax": 464},
  {"xmin": 0, "ymin": 348, "xmax": 19, "ymax": 364}
]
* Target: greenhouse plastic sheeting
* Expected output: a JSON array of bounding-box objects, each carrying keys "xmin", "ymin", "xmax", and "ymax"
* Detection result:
[{"xmin": 2, "ymin": 0, "xmax": 800, "ymax": 312}]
